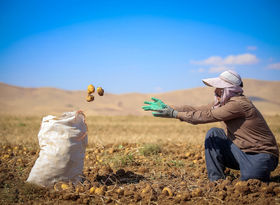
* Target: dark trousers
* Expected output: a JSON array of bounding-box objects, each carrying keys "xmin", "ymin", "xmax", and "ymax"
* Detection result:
[{"xmin": 204, "ymin": 128, "xmax": 278, "ymax": 181}]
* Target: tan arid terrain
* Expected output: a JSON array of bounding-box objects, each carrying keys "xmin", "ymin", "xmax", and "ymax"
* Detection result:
[{"xmin": 0, "ymin": 79, "xmax": 280, "ymax": 116}]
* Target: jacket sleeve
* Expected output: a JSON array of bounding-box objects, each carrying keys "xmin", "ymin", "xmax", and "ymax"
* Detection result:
[
  {"xmin": 176, "ymin": 99, "xmax": 244, "ymax": 125},
  {"xmin": 172, "ymin": 103, "xmax": 213, "ymax": 112}
]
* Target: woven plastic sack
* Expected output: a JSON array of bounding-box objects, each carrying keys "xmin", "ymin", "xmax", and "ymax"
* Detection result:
[{"xmin": 27, "ymin": 111, "xmax": 88, "ymax": 187}]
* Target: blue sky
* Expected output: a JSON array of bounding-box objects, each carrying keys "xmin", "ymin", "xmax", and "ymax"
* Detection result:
[{"xmin": 0, "ymin": 0, "xmax": 280, "ymax": 93}]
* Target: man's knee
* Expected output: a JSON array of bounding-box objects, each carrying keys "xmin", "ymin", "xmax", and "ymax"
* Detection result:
[
  {"xmin": 205, "ymin": 127, "xmax": 228, "ymax": 149},
  {"xmin": 205, "ymin": 127, "xmax": 226, "ymax": 139}
]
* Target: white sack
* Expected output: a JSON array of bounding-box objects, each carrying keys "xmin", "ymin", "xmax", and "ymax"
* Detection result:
[{"xmin": 27, "ymin": 111, "xmax": 88, "ymax": 187}]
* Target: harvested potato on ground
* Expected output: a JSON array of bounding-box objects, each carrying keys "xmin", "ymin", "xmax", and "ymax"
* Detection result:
[
  {"xmin": 191, "ymin": 188, "xmax": 203, "ymax": 197},
  {"xmin": 54, "ymin": 182, "xmax": 70, "ymax": 191},
  {"xmin": 89, "ymin": 187, "xmax": 95, "ymax": 194},
  {"xmin": 61, "ymin": 183, "xmax": 70, "ymax": 190},
  {"xmin": 94, "ymin": 187, "xmax": 105, "ymax": 195},
  {"xmin": 87, "ymin": 84, "xmax": 95, "ymax": 94},
  {"xmin": 162, "ymin": 187, "xmax": 173, "ymax": 196},
  {"xmin": 97, "ymin": 87, "xmax": 104, "ymax": 96}
]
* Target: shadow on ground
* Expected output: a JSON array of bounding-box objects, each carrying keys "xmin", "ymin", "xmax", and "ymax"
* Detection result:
[{"xmin": 94, "ymin": 169, "xmax": 145, "ymax": 186}]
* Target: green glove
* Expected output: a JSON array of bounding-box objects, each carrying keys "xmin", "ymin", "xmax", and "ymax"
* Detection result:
[
  {"xmin": 152, "ymin": 106, "xmax": 178, "ymax": 118},
  {"xmin": 142, "ymin": 97, "xmax": 168, "ymax": 111}
]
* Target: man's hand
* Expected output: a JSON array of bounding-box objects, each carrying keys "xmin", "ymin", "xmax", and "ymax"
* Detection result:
[
  {"xmin": 152, "ymin": 106, "xmax": 178, "ymax": 118},
  {"xmin": 142, "ymin": 97, "xmax": 168, "ymax": 111},
  {"xmin": 142, "ymin": 97, "xmax": 178, "ymax": 118}
]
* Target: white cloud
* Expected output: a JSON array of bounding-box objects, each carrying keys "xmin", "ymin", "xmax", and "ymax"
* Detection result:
[
  {"xmin": 209, "ymin": 66, "xmax": 229, "ymax": 73},
  {"xmin": 223, "ymin": 53, "xmax": 259, "ymax": 65},
  {"xmin": 200, "ymin": 56, "xmax": 223, "ymax": 66},
  {"xmin": 191, "ymin": 56, "xmax": 223, "ymax": 66},
  {"xmin": 247, "ymin": 46, "xmax": 257, "ymax": 51},
  {"xmin": 267, "ymin": 62, "xmax": 280, "ymax": 70},
  {"xmin": 191, "ymin": 53, "xmax": 259, "ymax": 66}
]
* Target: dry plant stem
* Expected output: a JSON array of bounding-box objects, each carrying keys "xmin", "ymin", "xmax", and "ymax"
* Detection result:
[{"xmin": 212, "ymin": 196, "xmax": 225, "ymax": 203}]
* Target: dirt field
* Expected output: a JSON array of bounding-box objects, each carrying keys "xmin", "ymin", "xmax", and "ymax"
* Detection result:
[{"xmin": 1, "ymin": 115, "xmax": 280, "ymax": 204}]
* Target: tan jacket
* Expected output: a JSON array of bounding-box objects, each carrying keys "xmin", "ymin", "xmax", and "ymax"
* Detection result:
[{"xmin": 174, "ymin": 95, "xmax": 279, "ymax": 157}]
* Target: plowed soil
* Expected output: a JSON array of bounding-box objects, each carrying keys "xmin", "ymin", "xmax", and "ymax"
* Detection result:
[{"xmin": 1, "ymin": 143, "xmax": 280, "ymax": 205}]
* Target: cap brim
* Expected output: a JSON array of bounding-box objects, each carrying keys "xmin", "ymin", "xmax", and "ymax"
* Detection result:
[{"xmin": 202, "ymin": 77, "xmax": 233, "ymax": 88}]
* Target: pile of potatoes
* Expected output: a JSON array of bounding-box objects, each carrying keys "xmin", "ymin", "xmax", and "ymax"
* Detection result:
[{"xmin": 86, "ymin": 84, "xmax": 104, "ymax": 102}]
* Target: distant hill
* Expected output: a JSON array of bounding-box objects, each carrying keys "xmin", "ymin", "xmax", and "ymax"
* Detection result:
[{"xmin": 0, "ymin": 79, "xmax": 280, "ymax": 116}]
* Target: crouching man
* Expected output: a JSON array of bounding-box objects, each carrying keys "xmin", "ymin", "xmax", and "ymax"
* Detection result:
[{"xmin": 142, "ymin": 70, "xmax": 279, "ymax": 182}]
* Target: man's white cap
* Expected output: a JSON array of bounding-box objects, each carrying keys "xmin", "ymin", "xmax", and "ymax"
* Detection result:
[{"xmin": 202, "ymin": 70, "xmax": 242, "ymax": 88}]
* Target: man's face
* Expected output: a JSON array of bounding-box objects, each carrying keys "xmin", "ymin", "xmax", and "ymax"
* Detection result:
[{"xmin": 215, "ymin": 88, "xmax": 224, "ymax": 101}]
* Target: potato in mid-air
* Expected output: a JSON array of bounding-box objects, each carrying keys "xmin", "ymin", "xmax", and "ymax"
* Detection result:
[
  {"xmin": 86, "ymin": 84, "xmax": 104, "ymax": 102},
  {"xmin": 97, "ymin": 87, "xmax": 104, "ymax": 96},
  {"xmin": 86, "ymin": 95, "xmax": 94, "ymax": 102},
  {"xmin": 87, "ymin": 84, "xmax": 95, "ymax": 94}
]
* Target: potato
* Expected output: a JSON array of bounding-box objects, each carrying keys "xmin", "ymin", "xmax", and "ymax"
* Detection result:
[
  {"xmin": 86, "ymin": 95, "xmax": 94, "ymax": 102},
  {"xmin": 97, "ymin": 87, "xmax": 104, "ymax": 96},
  {"xmin": 87, "ymin": 84, "xmax": 95, "ymax": 94},
  {"xmin": 61, "ymin": 183, "xmax": 70, "ymax": 190},
  {"xmin": 162, "ymin": 187, "xmax": 173, "ymax": 196},
  {"xmin": 94, "ymin": 187, "xmax": 105, "ymax": 195},
  {"xmin": 89, "ymin": 187, "xmax": 96, "ymax": 194}
]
